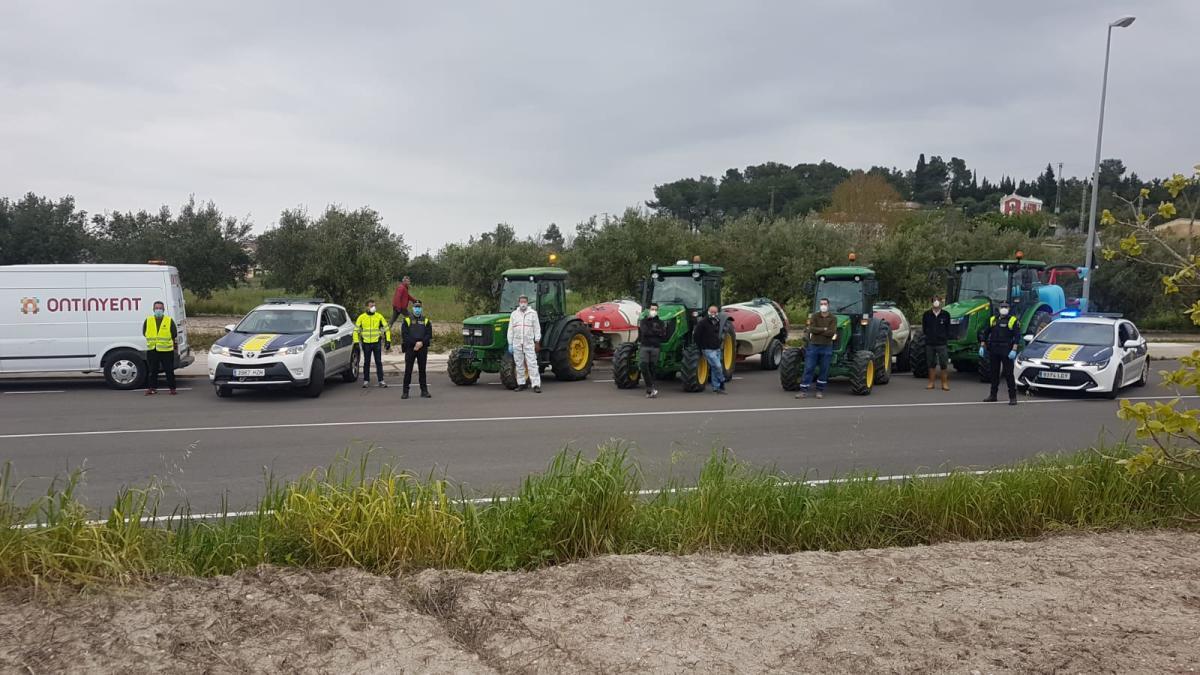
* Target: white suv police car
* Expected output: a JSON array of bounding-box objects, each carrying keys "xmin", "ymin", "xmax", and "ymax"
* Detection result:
[
  {"xmin": 208, "ymin": 299, "xmax": 359, "ymax": 398},
  {"xmin": 1015, "ymin": 313, "xmax": 1150, "ymax": 398}
]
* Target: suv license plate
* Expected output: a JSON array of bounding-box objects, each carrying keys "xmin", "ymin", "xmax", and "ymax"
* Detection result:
[
  {"xmin": 234, "ymin": 368, "xmax": 266, "ymax": 377},
  {"xmin": 1039, "ymin": 371, "xmax": 1071, "ymax": 380}
]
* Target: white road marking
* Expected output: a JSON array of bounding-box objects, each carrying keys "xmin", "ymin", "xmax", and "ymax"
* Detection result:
[
  {"xmin": 0, "ymin": 394, "xmax": 1193, "ymax": 441},
  {"xmin": 14, "ymin": 467, "xmax": 1015, "ymax": 529},
  {"xmin": 135, "ymin": 387, "xmax": 193, "ymax": 393},
  {"xmin": 2, "ymin": 390, "xmax": 65, "ymax": 395}
]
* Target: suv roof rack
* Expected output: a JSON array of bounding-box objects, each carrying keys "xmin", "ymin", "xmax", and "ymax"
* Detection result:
[{"xmin": 264, "ymin": 297, "xmax": 326, "ymax": 305}]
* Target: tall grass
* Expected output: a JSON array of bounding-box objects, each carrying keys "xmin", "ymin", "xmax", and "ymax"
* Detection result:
[{"xmin": 2, "ymin": 447, "xmax": 1197, "ymax": 587}]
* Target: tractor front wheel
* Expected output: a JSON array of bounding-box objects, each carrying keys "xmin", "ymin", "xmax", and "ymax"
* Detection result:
[
  {"xmin": 447, "ymin": 347, "xmax": 481, "ymax": 386},
  {"xmin": 680, "ymin": 344, "xmax": 706, "ymax": 392},
  {"xmin": 612, "ymin": 342, "xmax": 641, "ymax": 389},
  {"xmin": 909, "ymin": 333, "xmax": 929, "ymax": 378},
  {"xmin": 551, "ymin": 322, "xmax": 594, "ymax": 381},
  {"xmin": 499, "ymin": 352, "xmax": 518, "ymax": 390},
  {"xmin": 848, "ymin": 349, "xmax": 876, "ymax": 395},
  {"xmin": 779, "ymin": 346, "xmax": 804, "ymax": 391}
]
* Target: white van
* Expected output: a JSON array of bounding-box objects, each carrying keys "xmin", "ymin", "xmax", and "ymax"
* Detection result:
[{"xmin": 0, "ymin": 264, "xmax": 194, "ymax": 388}]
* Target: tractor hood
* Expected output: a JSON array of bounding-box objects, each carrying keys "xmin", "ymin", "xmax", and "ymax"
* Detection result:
[
  {"xmin": 463, "ymin": 313, "xmax": 510, "ymax": 327},
  {"xmin": 946, "ymin": 298, "xmax": 990, "ymax": 321},
  {"xmin": 647, "ymin": 304, "xmax": 689, "ymax": 322}
]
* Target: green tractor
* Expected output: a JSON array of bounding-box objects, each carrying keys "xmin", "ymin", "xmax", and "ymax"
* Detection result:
[
  {"xmin": 911, "ymin": 254, "xmax": 1067, "ymax": 382},
  {"xmin": 611, "ymin": 259, "xmax": 738, "ymax": 392},
  {"xmin": 779, "ymin": 262, "xmax": 893, "ymax": 395},
  {"xmin": 447, "ymin": 266, "xmax": 594, "ymax": 388}
]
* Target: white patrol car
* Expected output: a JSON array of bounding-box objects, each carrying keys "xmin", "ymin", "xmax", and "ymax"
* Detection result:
[
  {"xmin": 208, "ymin": 299, "xmax": 359, "ymax": 398},
  {"xmin": 1015, "ymin": 313, "xmax": 1150, "ymax": 399}
]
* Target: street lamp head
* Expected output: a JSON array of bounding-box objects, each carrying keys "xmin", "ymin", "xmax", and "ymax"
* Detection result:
[{"xmin": 1110, "ymin": 16, "xmax": 1135, "ymax": 28}]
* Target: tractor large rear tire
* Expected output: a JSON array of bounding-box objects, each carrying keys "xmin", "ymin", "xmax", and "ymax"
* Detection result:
[
  {"xmin": 720, "ymin": 323, "xmax": 737, "ymax": 380},
  {"xmin": 977, "ymin": 355, "xmax": 991, "ymax": 383},
  {"xmin": 680, "ymin": 344, "xmax": 706, "ymax": 393},
  {"xmin": 779, "ymin": 346, "xmax": 804, "ymax": 391},
  {"xmin": 499, "ymin": 352, "xmax": 518, "ymax": 390},
  {"xmin": 551, "ymin": 321, "xmax": 594, "ymax": 381},
  {"xmin": 909, "ymin": 333, "xmax": 929, "ymax": 378},
  {"xmin": 1026, "ymin": 310, "xmax": 1052, "ymax": 342},
  {"xmin": 848, "ymin": 349, "xmax": 876, "ymax": 396},
  {"xmin": 759, "ymin": 336, "xmax": 784, "ymax": 370},
  {"xmin": 893, "ymin": 338, "xmax": 912, "ymax": 373},
  {"xmin": 612, "ymin": 342, "xmax": 641, "ymax": 389},
  {"xmin": 447, "ymin": 347, "xmax": 481, "ymax": 386},
  {"xmin": 874, "ymin": 325, "xmax": 892, "ymax": 385}
]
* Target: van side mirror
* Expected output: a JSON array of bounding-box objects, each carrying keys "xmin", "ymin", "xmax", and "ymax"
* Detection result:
[{"xmin": 224, "ymin": 324, "xmax": 236, "ymax": 334}]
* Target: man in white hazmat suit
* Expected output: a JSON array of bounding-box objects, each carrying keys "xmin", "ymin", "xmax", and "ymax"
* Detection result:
[{"xmin": 507, "ymin": 294, "xmax": 542, "ymax": 393}]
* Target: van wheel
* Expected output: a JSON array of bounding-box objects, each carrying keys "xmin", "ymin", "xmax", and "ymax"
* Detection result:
[
  {"xmin": 215, "ymin": 385, "xmax": 233, "ymax": 398},
  {"xmin": 304, "ymin": 359, "xmax": 325, "ymax": 398},
  {"xmin": 104, "ymin": 349, "xmax": 146, "ymax": 390}
]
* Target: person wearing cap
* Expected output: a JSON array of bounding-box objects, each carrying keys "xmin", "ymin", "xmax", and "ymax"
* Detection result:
[
  {"xmin": 507, "ymin": 294, "xmax": 542, "ymax": 393},
  {"xmin": 143, "ymin": 300, "xmax": 179, "ymax": 395},
  {"xmin": 400, "ymin": 300, "xmax": 433, "ymax": 399},
  {"xmin": 978, "ymin": 302, "xmax": 1021, "ymax": 405},
  {"xmin": 921, "ymin": 295, "xmax": 952, "ymax": 391}
]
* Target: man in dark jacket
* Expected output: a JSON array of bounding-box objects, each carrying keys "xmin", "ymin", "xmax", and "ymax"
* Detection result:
[
  {"xmin": 692, "ymin": 305, "xmax": 726, "ymax": 393},
  {"xmin": 400, "ymin": 300, "xmax": 433, "ymax": 399},
  {"xmin": 978, "ymin": 302, "xmax": 1022, "ymax": 405},
  {"xmin": 638, "ymin": 302, "xmax": 667, "ymax": 398},
  {"xmin": 921, "ymin": 295, "xmax": 952, "ymax": 391},
  {"xmin": 796, "ymin": 298, "xmax": 838, "ymax": 399}
]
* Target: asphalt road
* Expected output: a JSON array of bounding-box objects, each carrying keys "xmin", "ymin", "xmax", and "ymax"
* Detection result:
[{"xmin": 0, "ymin": 360, "xmax": 1191, "ymax": 513}]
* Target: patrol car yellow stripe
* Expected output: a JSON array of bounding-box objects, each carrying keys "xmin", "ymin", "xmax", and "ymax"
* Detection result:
[
  {"xmin": 240, "ymin": 334, "xmax": 278, "ymax": 351},
  {"xmin": 1044, "ymin": 344, "xmax": 1083, "ymax": 362}
]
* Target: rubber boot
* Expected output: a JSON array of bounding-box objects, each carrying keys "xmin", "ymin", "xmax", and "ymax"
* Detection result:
[
  {"xmin": 941, "ymin": 371, "xmax": 950, "ymax": 391},
  {"xmin": 926, "ymin": 372, "xmax": 935, "ymax": 390}
]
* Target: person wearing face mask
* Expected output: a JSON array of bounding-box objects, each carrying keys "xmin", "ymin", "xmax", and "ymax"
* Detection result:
[
  {"xmin": 795, "ymin": 298, "xmax": 837, "ymax": 399},
  {"xmin": 637, "ymin": 302, "xmax": 667, "ymax": 398},
  {"xmin": 692, "ymin": 305, "xmax": 726, "ymax": 393},
  {"xmin": 142, "ymin": 300, "xmax": 178, "ymax": 395},
  {"xmin": 921, "ymin": 295, "xmax": 952, "ymax": 391},
  {"xmin": 354, "ymin": 299, "xmax": 392, "ymax": 388},
  {"xmin": 977, "ymin": 302, "xmax": 1021, "ymax": 405},
  {"xmin": 507, "ymin": 294, "xmax": 542, "ymax": 393},
  {"xmin": 400, "ymin": 300, "xmax": 433, "ymax": 399}
]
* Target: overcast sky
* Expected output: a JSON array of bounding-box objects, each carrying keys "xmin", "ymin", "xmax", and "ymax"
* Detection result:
[{"xmin": 3, "ymin": 1, "xmax": 1197, "ymax": 252}]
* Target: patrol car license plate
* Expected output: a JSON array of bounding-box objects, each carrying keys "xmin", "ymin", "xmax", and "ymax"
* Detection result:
[
  {"xmin": 234, "ymin": 368, "xmax": 265, "ymax": 377},
  {"xmin": 1039, "ymin": 371, "xmax": 1071, "ymax": 380}
]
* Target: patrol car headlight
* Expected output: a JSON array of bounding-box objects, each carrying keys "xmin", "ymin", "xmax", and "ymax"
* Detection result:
[
  {"xmin": 278, "ymin": 343, "xmax": 307, "ymax": 356},
  {"xmin": 1083, "ymin": 357, "xmax": 1109, "ymax": 368},
  {"xmin": 210, "ymin": 344, "xmax": 229, "ymax": 356}
]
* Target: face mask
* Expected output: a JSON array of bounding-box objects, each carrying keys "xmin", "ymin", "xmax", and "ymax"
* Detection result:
[
  {"xmin": 933, "ymin": 301, "xmax": 941, "ymax": 309},
  {"xmin": 999, "ymin": 308, "xmax": 1010, "ymax": 316},
  {"xmin": 648, "ymin": 310, "xmax": 658, "ymax": 318},
  {"xmin": 708, "ymin": 313, "xmax": 718, "ymax": 320},
  {"xmin": 367, "ymin": 306, "xmax": 376, "ymax": 314},
  {"xmin": 519, "ymin": 303, "xmax": 528, "ymax": 312},
  {"xmin": 412, "ymin": 306, "xmax": 423, "ymax": 316},
  {"xmin": 819, "ymin": 304, "xmax": 829, "ymax": 313},
  {"xmin": 154, "ymin": 309, "xmax": 164, "ymax": 318}
]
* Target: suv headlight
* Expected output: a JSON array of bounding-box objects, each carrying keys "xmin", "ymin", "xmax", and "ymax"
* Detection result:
[
  {"xmin": 278, "ymin": 343, "xmax": 308, "ymax": 356},
  {"xmin": 210, "ymin": 344, "xmax": 230, "ymax": 356}
]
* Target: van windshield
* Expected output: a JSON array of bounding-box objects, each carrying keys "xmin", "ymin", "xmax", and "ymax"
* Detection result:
[{"xmin": 235, "ymin": 309, "xmax": 317, "ymax": 334}]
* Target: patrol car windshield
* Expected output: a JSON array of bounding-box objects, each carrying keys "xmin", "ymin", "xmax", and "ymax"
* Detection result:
[
  {"xmin": 957, "ymin": 265, "xmax": 1010, "ymax": 303},
  {"xmin": 815, "ymin": 279, "xmax": 864, "ymax": 315},
  {"xmin": 234, "ymin": 309, "xmax": 317, "ymax": 334},
  {"xmin": 500, "ymin": 280, "xmax": 538, "ymax": 312},
  {"xmin": 650, "ymin": 276, "xmax": 703, "ymax": 308},
  {"xmin": 1033, "ymin": 322, "xmax": 1113, "ymax": 347}
]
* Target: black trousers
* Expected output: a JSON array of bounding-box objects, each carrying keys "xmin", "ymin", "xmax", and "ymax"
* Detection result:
[
  {"xmin": 640, "ymin": 346, "xmax": 660, "ymax": 392},
  {"xmin": 362, "ymin": 342, "xmax": 384, "ymax": 382},
  {"xmin": 988, "ymin": 352, "xmax": 1017, "ymax": 399},
  {"xmin": 404, "ymin": 348, "xmax": 428, "ymax": 390},
  {"xmin": 147, "ymin": 351, "xmax": 176, "ymax": 390},
  {"xmin": 390, "ymin": 306, "xmax": 410, "ymax": 328}
]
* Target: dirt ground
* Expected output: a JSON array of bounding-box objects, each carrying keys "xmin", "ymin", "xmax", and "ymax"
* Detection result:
[{"xmin": 2, "ymin": 531, "xmax": 1198, "ymax": 674}]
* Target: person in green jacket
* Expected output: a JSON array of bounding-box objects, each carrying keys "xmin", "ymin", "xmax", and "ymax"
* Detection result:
[{"xmin": 796, "ymin": 298, "xmax": 838, "ymax": 399}]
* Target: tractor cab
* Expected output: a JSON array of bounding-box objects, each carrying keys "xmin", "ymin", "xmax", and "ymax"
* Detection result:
[
  {"xmin": 499, "ymin": 267, "xmax": 567, "ymax": 320},
  {"xmin": 645, "ymin": 259, "xmax": 724, "ymax": 320},
  {"xmin": 811, "ymin": 264, "xmax": 880, "ymax": 352}
]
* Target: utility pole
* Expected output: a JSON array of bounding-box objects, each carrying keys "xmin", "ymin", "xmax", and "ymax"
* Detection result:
[
  {"xmin": 768, "ymin": 187, "xmax": 777, "ymax": 218},
  {"xmin": 1054, "ymin": 162, "xmax": 1063, "ymax": 215},
  {"xmin": 1079, "ymin": 180, "xmax": 1089, "ymax": 230}
]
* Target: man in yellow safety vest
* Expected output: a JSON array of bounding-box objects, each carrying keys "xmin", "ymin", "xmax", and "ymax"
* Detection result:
[
  {"xmin": 143, "ymin": 300, "xmax": 178, "ymax": 395},
  {"xmin": 355, "ymin": 299, "xmax": 392, "ymax": 388}
]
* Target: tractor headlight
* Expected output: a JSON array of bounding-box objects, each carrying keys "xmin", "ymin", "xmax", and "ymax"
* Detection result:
[
  {"xmin": 473, "ymin": 328, "xmax": 484, "ymax": 337},
  {"xmin": 462, "ymin": 328, "xmax": 471, "ymax": 336}
]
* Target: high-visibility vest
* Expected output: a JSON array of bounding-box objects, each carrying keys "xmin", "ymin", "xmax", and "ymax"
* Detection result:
[
  {"xmin": 354, "ymin": 312, "xmax": 391, "ymax": 344},
  {"xmin": 144, "ymin": 316, "xmax": 174, "ymax": 352}
]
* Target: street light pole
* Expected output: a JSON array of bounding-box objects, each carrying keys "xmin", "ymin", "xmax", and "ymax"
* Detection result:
[{"xmin": 1082, "ymin": 16, "xmax": 1135, "ymax": 310}]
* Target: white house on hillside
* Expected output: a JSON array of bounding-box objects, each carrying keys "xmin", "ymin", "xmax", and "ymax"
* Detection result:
[{"xmin": 1000, "ymin": 193, "xmax": 1043, "ymax": 215}]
